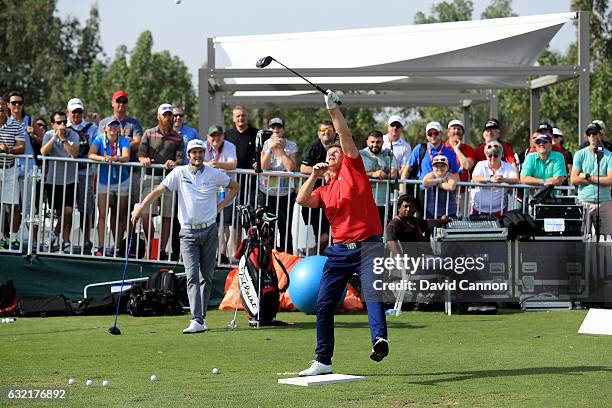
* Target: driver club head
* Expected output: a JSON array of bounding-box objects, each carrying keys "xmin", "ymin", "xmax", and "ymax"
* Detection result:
[
  {"xmin": 108, "ymin": 326, "xmax": 121, "ymax": 336},
  {"xmin": 229, "ymin": 320, "xmax": 237, "ymax": 330},
  {"xmin": 255, "ymin": 56, "xmax": 274, "ymax": 68}
]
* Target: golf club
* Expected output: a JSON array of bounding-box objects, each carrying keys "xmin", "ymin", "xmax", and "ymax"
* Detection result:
[
  {"xmin": 108, "ymin": 236, "xmax": 134, "ymax": 336},
  {"xmin": 255, "ymin": 56, "xmax": 341, "ymax": 105},
  {"xmin": 229, "ymin": 298, "xmax": 239, "ymax": 330}
]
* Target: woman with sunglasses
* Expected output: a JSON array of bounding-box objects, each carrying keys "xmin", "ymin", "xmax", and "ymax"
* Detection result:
[
  {"xmin": 7, "ymin": 91, "xmax": 35, "ymax": 248},
  {"xmin": 422, "ymin": 155, "xmax": 459, "ymax": 218},
  {"xmin": 471, "ymin": 140, "xmax": 519, "ymax": 216}
]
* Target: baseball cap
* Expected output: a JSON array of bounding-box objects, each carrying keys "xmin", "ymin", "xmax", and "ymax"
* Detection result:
[
  {"xmin": 537, "ymin": 122, "xmax": 553, "ymax": 134},
  {"xmin": 112, "ymin": 90, "xmax": 128, "ymax": 102},
  {"xmin": 207, "ymin": 124, "xmax": 224, "ymax": 135},
  {"xmin": 552, "ymin": 127, "xmax": 563, "ymax": 137},
  {"xmin": 387, "ymin": 115, "xmax": 405, "ymax": 127},
  {"xmin": 425, "ymin": 121, "xmax": 443, "ymax": 133},
  {"xmin": 187, "ymin": 139, "xmax": 206, "ymax": 153},
  {"xmin": 157, "ymin": 103, "xmax": 174, "ymax": 116},
  {"xmin": 483, "ymin": 120, "xmax": 499, "ymax": 131},
  {"xmin": 106, "ymin": 118, "xmax": 121, "ymax": 127},
  {"xmin": 535, "ymin": 134, "xmax": 552, "ymax": 144},
  {"xmin": 432, "ymin": 155, "xmax": 449, "ymax": 166},
  {"xmin": 67, "ymin": 98, "xmax": 84, "ymax": 112},
  {"xmin": 593, "ymin": 119, "xmax": 605, "ymax": 130},
  {"xmin": 585, "ymin": 122, "xmax": 602, "ymax": 135},
  {"xmin": 269, "ymin": 117, "xmax": 284, "ymax": 127},
  {"xmin": 447, "ymin": 119, "xmax": 464, "ymax": 129}
]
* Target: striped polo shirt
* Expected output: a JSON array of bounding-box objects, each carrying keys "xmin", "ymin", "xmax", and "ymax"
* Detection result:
[
  {"xmin": 0, "ymin": 118, "xmax": 25, "ymax": 168},
  {"xmin": 137, "ymin": 126, "xmax": 185, "ymax": 175}
]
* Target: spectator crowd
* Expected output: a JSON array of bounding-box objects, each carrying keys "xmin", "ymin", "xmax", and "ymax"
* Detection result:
[{"xmin": 0, "ymin": 89, "xmax": 610, "ymax": 260}]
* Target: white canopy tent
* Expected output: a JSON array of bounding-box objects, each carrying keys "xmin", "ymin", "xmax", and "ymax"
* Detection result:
[{"xmin": 199, "ymin": 12, "xmax": 590, "ymax": 140}]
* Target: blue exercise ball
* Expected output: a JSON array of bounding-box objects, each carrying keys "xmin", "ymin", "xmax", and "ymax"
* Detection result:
[{"xmin": 289, "ymin": 255, "xmax": 346, "ymax": 314}]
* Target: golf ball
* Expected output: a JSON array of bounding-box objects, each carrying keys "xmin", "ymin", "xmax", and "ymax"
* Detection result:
[
  {"xmin": 102, "ymin": 380, "xmax": 109, "ymax": 387},
  {"xmin": 212, "ymin": 367, "xmax": 219, "ymax": 374},
  {"xmin": 86, "ymin": 379, "xmax": 93, "ymax": 386},
  {"xmin": 68, "ymin": 379, "xmax": 76, "ymax": 385},
  {"xmin": 150, "ymin": 374, "xmax": 158, "ymax": 382}
]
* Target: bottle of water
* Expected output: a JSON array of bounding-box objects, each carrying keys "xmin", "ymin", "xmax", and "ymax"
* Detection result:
[{"xmin": 218, "ymin": 186, "xmax": 226, "ymax": 202}]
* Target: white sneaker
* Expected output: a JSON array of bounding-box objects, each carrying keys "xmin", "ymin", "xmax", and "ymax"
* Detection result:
[
  {"xmin": 298, "ymin": 360, "xmax": 332, "ymax": 377},
  {"xmin": 182, "ymin": 319, "xmax": 206, "ymax": 334}
]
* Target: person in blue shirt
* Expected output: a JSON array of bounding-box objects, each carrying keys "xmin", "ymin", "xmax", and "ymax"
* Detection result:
[
  {"xmin": 172, "ymin": 105, "xmax": 199, "ymax": 161},
  {"xmin": 88, "ymin": 119, "xmax": 131, "ymax": 256},
  {"xmin": 570, "ymin": 123, "xmax": 612, "ymax": 235},
  {"xmin": 400, "ymin": 121, "xmax": 459, "ymax": 214}
]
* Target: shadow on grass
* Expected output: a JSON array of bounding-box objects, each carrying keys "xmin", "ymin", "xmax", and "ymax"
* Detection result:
[
  {"xmin": 359, "ymin": 366, "xmax": 612, "ymax": 385},
  {"xmin": 269, "ymin": 321, "xmax": 425, "ymax": 330}
]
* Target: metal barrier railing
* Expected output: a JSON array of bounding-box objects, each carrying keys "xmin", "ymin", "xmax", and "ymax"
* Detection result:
[{"xmin": 1, "ymin": 153, "xmax": 607, "ymax": 269}]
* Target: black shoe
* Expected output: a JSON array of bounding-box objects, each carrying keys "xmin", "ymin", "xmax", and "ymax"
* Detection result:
[
  {"xmin": 83, "ymin": 241, "xmax": 93, "ymax": 254},
  {"xmin": 220, "ymin": 254, "xmax": 230, "ymax": 264},
  {"xmin": 370, "ymin": 338, "xmax": 389, "ymax": 362}
]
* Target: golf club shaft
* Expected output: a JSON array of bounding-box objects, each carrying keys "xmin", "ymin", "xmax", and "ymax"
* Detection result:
[
  {"xmin": 272, "ymin": 58, "xmax": 341, "ymax": 104},
  {"xmin": 112, "ymin": 236, "xmax": 134, "ymax": 328}
]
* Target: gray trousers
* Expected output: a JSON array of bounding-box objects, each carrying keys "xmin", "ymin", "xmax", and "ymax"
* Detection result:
[{"xmin": 180, "ymin": 224, "xmax": 218, "ymax": 323}]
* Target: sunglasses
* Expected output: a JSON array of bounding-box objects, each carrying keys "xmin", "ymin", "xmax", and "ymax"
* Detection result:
[
  {"xmin": 71, "ymin": 109, "xmax": 83, "ymax": 115},
  {"xmin": 107, "ymin": 124, "xmax": 121, "ymax": 130},
  {"xmin": 319, "ymin": 127, "xmax": 334, "ymax": 133},
  {"xmin": 36, "ymin": 122, "xmax": 48, "ymax": 130},
  {"xmin": 427, "ymin": 131, "xmax": 440, "ymax": 137},
  {"xmin": 390, "ymin": 123, "xmax": 403, "ymax": 129},
  {"xmin": 161, "ymin": 112, "xmax": 173, "ymax": 117},
  {"xmin": 433, "ymin": 163, "xmax": 447, "ymax": 168},
  {"xmin": 54, "ymin": 120, "xmax": 68, "ymax": 125},
  {"xmin": 9, "ymin": 100, "xmax": 23, "ymax": 106},
  {"xmin": 115, "ymin": 99, "xmax": 128, "ymax": 104},
  {"xmin": 173, "ymin": 113, "xmax": 184, "ymax": 118},
  {"xmin": 270, "ymin": 124, "xmax": 283, "ymax": 129},
  {"xmin": 486, "ymin": 154, "xmax": 499, "ymax": 159},
  {"xmin": 586, "ymin": 132, "xmax": 599, "ymax": 137},
  {"xmin": 552, "ymin": 134, "xmax": 563, "ymax": 138},
  {"xmin": 535, "ymin": 140, "xmax": 549, "ymax": 145}
]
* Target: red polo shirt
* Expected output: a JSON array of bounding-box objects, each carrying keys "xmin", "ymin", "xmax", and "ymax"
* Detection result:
[
  {"xmin": 444, "ymin": 141, "xmax": 475, "ymax": 182},
  {"xmin": 313, "ymin": 154, "xmax": 382, "ymax": 243},
  {"xmin": 474, "ymin": 142, "xmax": 517, "ymax": 165}
]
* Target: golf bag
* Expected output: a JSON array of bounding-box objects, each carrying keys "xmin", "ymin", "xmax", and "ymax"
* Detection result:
[
  {"xmin": 127, "ymin": 269, "xmax": 184, "ymax": 316},
  {"xmin": 234, "ymin": 205, "xmax": 289, "ymax": 325}
]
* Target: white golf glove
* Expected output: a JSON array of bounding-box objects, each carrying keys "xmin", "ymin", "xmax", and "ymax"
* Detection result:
[{"xmin": 324, "ymin": 90, "xmax": 341, "ymax": 110}]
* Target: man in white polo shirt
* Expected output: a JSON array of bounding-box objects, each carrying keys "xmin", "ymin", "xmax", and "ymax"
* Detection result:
[
  {"xmin": 131, "ymin": 139, "xmax": 239, "ymax": 333},
  {"xmin": 383, "ymin": 115, "xmax": 412, "ymax": 172}
]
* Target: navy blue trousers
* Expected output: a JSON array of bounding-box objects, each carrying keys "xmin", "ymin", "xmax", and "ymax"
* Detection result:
[{"xmin": 315, "ymin": 239, "xmax": 387, "ymax": 365}]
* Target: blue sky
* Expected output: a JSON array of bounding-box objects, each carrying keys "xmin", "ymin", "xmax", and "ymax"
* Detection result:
[{"xmin": 56, "ymin": 0, "xmax": 575, "ymax": 85}]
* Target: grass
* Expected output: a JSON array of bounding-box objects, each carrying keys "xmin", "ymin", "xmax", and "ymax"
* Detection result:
[{"xmin": 0, "ymin": 310, "xmax": 611, "ymax": 407}]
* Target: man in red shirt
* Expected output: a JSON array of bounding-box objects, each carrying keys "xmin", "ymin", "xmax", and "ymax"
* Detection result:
[
  {"xmin": 296, "ymin": 90, "xmax": 388, "ymax": 376},
  {"xmin": 444, "ymin": 119, "xmax": 475, "ymax": 182},
  {"xmin": 474, "ymin": 119, "xmax": 518, "ymax": 174}
]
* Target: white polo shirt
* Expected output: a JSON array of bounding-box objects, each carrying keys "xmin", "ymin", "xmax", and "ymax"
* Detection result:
[
  {"xmin": 383, "ymin": 134, "xmax": 412, "ymax": 169},
  {"xmin": 161, "ymin": 164, "xmax": 230, "ymax": 225}
]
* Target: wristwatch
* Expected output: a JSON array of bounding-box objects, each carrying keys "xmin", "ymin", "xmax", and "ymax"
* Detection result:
[{"xmin": 585, "ymin": 173, "xmax": 591, "ymax": 181}]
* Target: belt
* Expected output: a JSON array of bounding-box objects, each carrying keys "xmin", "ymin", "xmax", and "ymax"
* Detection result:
[
  {"xmin": 335, "ymin": 236, "xmax": 382, "ymax": 250},
  {"xmin": 182, "ymin": 220, "xmax": 216, "ymax": 230}
]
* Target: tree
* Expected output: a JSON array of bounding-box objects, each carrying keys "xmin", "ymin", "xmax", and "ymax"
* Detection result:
[{"xmin": 414, "ymin": 0, "xmax": 474, "ymax": 24}]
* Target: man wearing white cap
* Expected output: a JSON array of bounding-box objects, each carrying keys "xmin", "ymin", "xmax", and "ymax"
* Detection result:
[
  {"xmin": 137, "ymin": 103, "xmax": 184, "ymax": 260},
  {"xmin": 132, "ymin": 139, "xmax": 239, "ymax": 333},
  {"xmin": 401, "ymin": 121, "xmax": 459, "ymax": 181},
  {"xmin": 67, "ymin": 98, "xmax": 98, "ymax": 254},
  {"xmin": 383, "ymin": 115, "xmax": 411, "ymax": 171},
  {"xmin": 444, "ymin": 119, "xmax": 475, "ymax": 182}
]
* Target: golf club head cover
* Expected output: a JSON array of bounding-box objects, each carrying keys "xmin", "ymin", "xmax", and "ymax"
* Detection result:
[{"xmin": 325, "ymin": 89, "xmax": 341, "ymax": 110}]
